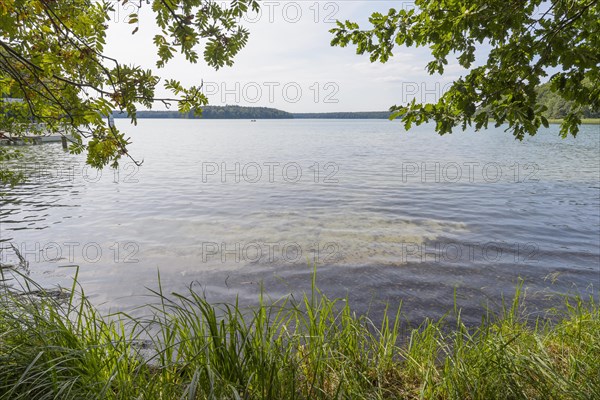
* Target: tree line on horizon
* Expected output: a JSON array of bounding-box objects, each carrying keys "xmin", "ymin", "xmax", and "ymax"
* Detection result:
[
  {"xmin": 111, "ymin": 106, "xmax": 391, "ymax": 120},
  {"xmin": 536, "ymin": 82, "xmax": 600, "ymax": 119},
  {"xmin": 111, "ymin": 88, "xmax": 600, "ymax": 120}
]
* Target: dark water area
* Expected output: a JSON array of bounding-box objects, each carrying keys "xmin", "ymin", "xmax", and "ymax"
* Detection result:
[{"xmin": 1, "ymin": 120, "xmax": 598, "ymax": 326}]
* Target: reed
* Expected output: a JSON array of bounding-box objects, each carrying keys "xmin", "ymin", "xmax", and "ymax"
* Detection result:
[{"xmin": 0, "ymin": 268, "xmax": 598, "ymax": 399}]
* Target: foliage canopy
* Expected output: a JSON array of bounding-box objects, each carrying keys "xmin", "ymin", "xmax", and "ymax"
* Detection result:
[
  {"xmin": 330, "ymin": 0, "xmax": 600, "ymax": 139},
  {"xmin": 0, "ymin": 0, "xmax": 258, "ymax": 183}
]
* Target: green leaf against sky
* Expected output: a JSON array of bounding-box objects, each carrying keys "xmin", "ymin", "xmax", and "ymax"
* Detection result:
[
  {"xmin": 330, "ymin": 0, "xmax": 600, "ymax": 139},
  {"xmin": 0, "ymin": 0, "xmax": 259, "ymax": 183}
]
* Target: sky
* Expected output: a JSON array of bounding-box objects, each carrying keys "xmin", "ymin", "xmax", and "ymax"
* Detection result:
[{"xmin": 104, "ymin": 1, "xmax": 467, "ymax": 113}]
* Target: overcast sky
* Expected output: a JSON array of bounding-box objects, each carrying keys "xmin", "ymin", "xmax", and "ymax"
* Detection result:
[{"xmin": 104, "ymin": 1, "xmax": 466, "ymax": 112}]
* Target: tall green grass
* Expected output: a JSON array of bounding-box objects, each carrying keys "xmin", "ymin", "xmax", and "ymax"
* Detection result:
[{"xmin": 0, "ymin": 268, "xmax": 598, "ymax": 399}]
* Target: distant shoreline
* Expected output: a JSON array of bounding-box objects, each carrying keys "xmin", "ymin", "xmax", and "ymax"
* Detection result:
[
  {"xmin": 547, "ymin": 118, "xmax": 600, "ymax": 125},
  {"xmin": 115, "ymin": 114, "xmax": 600, "ymax": 124},
  {"xmin": 112, "ymin": 107, "xmax": 391, "ymax": 120},
  {"xmin": 112, "ymin": 107, "xmax": 600, "ymax": 123}
]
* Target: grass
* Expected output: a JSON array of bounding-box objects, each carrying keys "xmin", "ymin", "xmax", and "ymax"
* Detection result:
[{"xmin": 0, "ymin": 268, "xmax": 598, "ymax": 399}]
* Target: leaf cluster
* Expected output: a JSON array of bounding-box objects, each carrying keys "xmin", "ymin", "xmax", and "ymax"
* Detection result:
[
  {"xmin": 330, "ymin": 0, "xmax": 600, "ymax": 139},
  {"xmin": 0, "ymin": 0, "xmax": 259, "ymax": 182}
]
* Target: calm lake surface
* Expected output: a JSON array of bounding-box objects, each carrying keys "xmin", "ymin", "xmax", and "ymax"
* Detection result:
[{"xmin": 1, "ymin": 120, "xmax": 599, "ymax": 324}]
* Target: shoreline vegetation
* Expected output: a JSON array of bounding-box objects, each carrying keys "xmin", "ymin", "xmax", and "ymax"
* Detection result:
[
  {"xmin": 547, "ymin": 118, "xmax": 600, "ymax": 125},
  {"xmin": 111, "ymin": 107, "xmax": 600, "ymax": 124},
  {"xmin": 1, "ymin": 268, "xmax": 598, "ymax": 399}
]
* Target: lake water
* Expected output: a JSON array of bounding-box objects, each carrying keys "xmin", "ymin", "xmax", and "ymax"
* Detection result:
[{"xmin": 1, "ymin": 120, "xmax": 599, "ymax": 324}]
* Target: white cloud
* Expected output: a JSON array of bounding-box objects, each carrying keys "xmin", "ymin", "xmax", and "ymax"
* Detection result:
[{"xmin": 104, "ymin": 1, "xmax": 462, "ymax": 112}]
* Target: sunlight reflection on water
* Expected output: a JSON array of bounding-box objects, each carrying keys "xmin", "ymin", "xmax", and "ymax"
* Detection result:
[{"xmin": 1, "ymin": 120, "xmax": 598, "ymax": 324}]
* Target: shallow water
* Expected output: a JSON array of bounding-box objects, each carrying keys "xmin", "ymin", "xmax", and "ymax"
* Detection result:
[{"xmin": 1, "ymin": 120, "xmax": 599, "ymax": 324}]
